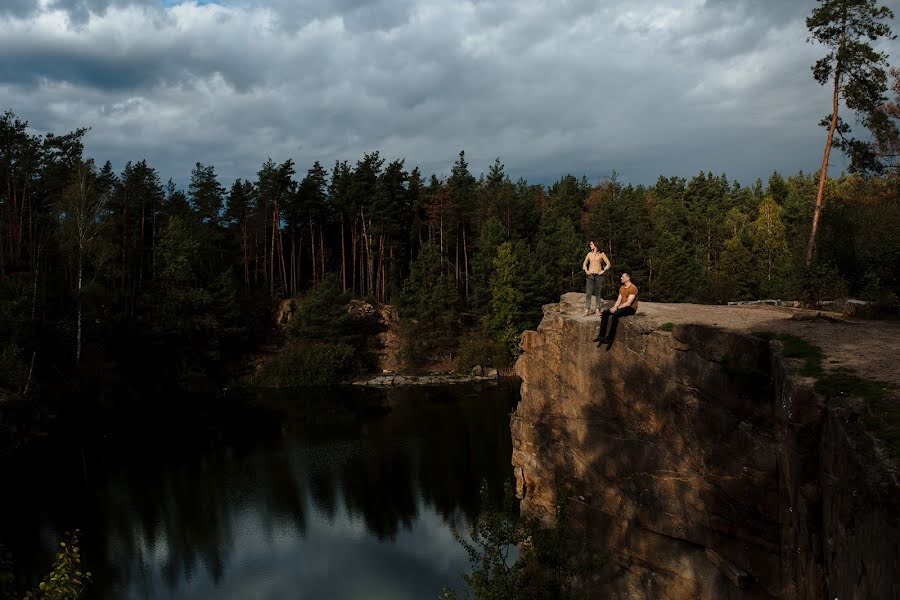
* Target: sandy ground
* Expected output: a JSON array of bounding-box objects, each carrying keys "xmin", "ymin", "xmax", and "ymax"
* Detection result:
[{"xmin": 563, "ymin": 294, "xmax": 900, "ymax": 391}]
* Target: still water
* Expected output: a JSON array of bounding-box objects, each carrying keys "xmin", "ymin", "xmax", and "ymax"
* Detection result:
[{"xmin": 0, "ymin": 382, "xmax": 519, "ymax": 599}]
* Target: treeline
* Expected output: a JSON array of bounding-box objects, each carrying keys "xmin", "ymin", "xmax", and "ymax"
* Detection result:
[{"xmin": 1, "ymin": 109, "xmax": 899, "ymax": 395}]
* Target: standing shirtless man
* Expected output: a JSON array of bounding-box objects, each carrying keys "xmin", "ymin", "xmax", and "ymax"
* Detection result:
[{"xmin": 582, "ymin": 241, "xmax": 611, "ymax": 316}]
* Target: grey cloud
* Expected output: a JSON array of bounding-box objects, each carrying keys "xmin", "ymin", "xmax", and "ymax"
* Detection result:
[
  {"xmin": 47, "ymin": 0, "xmax": 158, "ymax": 25},
  {"xmin": 0, "ymin": 0, "xmax": 37, "ymax": 19},
  {"xmin": 2, "ymin": 0, "xmax": 891, "ymax": 191},
  {"xmin": 265, "ymin": 0, "xmax": 416, "ymax": 32}
]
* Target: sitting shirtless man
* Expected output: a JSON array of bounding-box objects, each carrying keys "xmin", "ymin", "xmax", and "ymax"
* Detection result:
[{"xmin": 594, "ymin": 272, "xmax": 638, "ymax": 346}]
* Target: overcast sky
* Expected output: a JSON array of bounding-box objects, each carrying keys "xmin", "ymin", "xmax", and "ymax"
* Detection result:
[{"xmin": 1, "ymin": 0, "xmax": 897, "ymax": 188}]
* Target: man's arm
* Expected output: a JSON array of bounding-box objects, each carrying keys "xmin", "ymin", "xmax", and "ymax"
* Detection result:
[
  {"xmin": 599, "ymin": 252, "xmax": 611, "ymax": 273},
  {"xmin": 611, "ymin": 293, "xmax": 623, "ymax": 311},
  {"xmin": 621, "ymin": 293, "xmax": 636, "ymax": 308}
]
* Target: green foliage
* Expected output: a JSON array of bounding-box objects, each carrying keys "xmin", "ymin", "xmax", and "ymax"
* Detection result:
[
  {"xmin": 259, "ymin": 274, "xmax": 378, "ymax": 384},
  {"xmin": 23, "ymin": 530, "xmax": 92, "ymax": 600},
  {"xmin": 455, "ymin": 334, "xmax": 513, "ymax": 372},
  {"xmin": 649, "ymin": 178, "xmax": 702, "ymax": 301},
  {"xmin": 798, "ymin": 261, "xmax": 848, "ymax": 306},
  {"xmin": 807, "ymin": 0, "xmax": 897, "ymax": 174},
  {"xmin": 777, "ymin": 333, "xmax": 824, "ymax": 376},
  {"xmin": 255, "ymin": 342, "xmax": 356, "ymax": 387},
  {"xmin": 816, "ymin": 370, "xmax": 898, "ymax": 461},
  {"xmin": 287, "ymin": 275, "xmax": 359, "ymax": 344},
  {"xmin": 2, "ymin": 104, "xmax": 900, "ymax": 408},
  {"xmin": 534, "ymin": 215, "xmax": 582, "ymax": 296},
  {"xmin": 0, "ymin": 545, "xmax": 12, "ymax": 599},
  {"xmin": 0, "ymin": 345, "xmax": 28, "ymax": 394},
  {"xmin": 752, "ymin": 196, "xmax": 790, "ymax": 296},
  {"xmin": 398, "ymin": 242, "xmax": 460, "ymax": 367},
  {"xmin": 715, "ymin": 234, "xmax": 756, "ymax": 301},
  {"xmin": 483, "ymin": 243, "xmax": 531, "ymax": 358},
  {"xmin": 658, "ymin": 322, "xmax": 674, "ymax": 332},
  {"xmin": 755, "ymin": 332, "xmax": 898, "ymax": 463},
  {"xmin": 442, "ymin": 483, "xmax": 604, "ymax": 600},
  {"xmin": 399, "ymin": 242, "xmax": 459, "ymax": 322},
  {"xmin": 471, "ymin": 217, "xmax": 506, "ymax": 311},
  {"xmin": 0, "ymin": 273, "xmax": 33, "ymax": 349}
]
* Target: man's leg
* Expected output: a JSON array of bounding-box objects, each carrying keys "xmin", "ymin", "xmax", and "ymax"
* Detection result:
[
  {"xmin": 601, "ymin": 306, "xmax": 636, "ymax": 344},
  {"xmin": 594, "ymin": 308, "xmax": 611, "ymax": 341}
]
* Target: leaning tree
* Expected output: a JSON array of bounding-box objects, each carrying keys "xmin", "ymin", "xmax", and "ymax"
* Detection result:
[{"xmin": 806, "ymin": 0, "xmax": 896, "ymax": 265}]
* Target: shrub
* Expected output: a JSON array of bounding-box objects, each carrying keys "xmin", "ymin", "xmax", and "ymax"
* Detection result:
[
  {"xmin": 23, "ymin": 530, "xmax": 92, "ymax": 600},
  {"xmin": 455, "ymin": 334, "xmax": 513, "ymax": 372},
  {"xmin": 255, "ymin": 342, "xmax": 355, "ymax": 387},
  {"xmin": 797, "ymin": 260, "xmax": 847, "ymax": 306}
]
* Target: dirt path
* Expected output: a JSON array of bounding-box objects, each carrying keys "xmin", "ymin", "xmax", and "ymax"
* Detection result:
[{"xmin": 563, "ymin": 294, "xmax": 900, "ymax": 390}]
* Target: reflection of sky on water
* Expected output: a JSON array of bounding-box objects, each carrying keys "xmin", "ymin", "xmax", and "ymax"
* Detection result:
[
  {"xmin": 116, "ymin": 494, "xmax": 472, "ymax": 600},
  {"xmin": 65, "ymin": 391, "xmax": 515, "ymax": 600},
  {"xmin": 0, "ymin": 384, "xmax": 517, "ymax": 600}
]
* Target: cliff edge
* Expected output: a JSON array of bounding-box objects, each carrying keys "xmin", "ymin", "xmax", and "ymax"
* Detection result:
[{"xmin": 512, "ymin": 292, "xmax": 900, "ymax": 599}]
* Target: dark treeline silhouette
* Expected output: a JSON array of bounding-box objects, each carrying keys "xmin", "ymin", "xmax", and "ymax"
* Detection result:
[{"xmin": 1, "ymin": 109, "xmax": 899, "ymax": 397}]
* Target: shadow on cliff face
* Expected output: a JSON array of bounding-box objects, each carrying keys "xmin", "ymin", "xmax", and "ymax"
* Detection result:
[{"xmin": 514, "ymin": 321, "xmax": 782, "ymax": 599}]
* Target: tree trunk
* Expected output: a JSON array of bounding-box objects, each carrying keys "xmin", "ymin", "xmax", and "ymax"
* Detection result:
[
  {"xmin": 122, "ymin": 189, "xmax": 128, "ymax": 295},
  {"xmin": 309, "ymin": 219, "xmax": 316, "ymax": 287},
  {"xmin": 76, "ymin": 249, "xmax": 83, "ymax": 363},
  {"xmin": 270, "ymin": 200, "xmax": 278, "ymax": 295},
  {"xmin": 241, "ymin": 221, "xmax": 249, "ymax": 287},
  {"xmin": 319, "ymin": 225, "xmax": 325, "ymax": 284},
  {"xmin": 351, "ymin": 220, "xmax": 358, "ymax": 295},
  {"xmin": 278, "ymin": 219, "xmax": 288, "ymax": 294},
  {"xmin": 377, "ymin": 234, "xmax": 385, "ymax": 302},
  {"xmin": 463, "ymin": 226, "xmax": 469, "ymax": 300},
  {"xmin": 807, "ymin": 23, "xmax": 845, "ymax": 267},
  {"xmin": 341, "ymin": 215, "xmax": 347, "ymax": 291}
]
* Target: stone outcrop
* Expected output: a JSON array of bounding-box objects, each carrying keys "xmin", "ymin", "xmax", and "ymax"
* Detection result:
[{"xmin": 512, "ymin": 293, "xmax": 899, "ymax": 599}]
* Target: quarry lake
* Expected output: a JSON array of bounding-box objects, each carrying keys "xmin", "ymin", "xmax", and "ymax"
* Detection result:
[{"xmin": 0, "ymin": 382, "xmax": 520, "ymax": 599}]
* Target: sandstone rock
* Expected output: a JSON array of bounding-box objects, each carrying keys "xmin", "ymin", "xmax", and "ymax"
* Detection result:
[
  {"xmin": 513, "ymin": 294, "xmax": 900, "ymax": 600},
  {"xmin": 471, "ymin": 365, "xmax": 484, "ymax": 376}
]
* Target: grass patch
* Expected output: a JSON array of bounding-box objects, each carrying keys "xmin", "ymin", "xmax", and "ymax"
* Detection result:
[
  {"xmin": 757, "ymin": 331, "xmax": 899, "ymax": 464},
  {"xmin": 777, "ymin": 334, "xmax": 823, "ymax": 377},
  {"xmin": 816, "ymin": 371, "xmax": 899, "ymax": 462},
  {"xmin": 659, "ymin": 322, "xmax": 674, "ymax": 332},
  {"xmin": 753, "ymin": 331, "xmax": 822, "ymax": 376}
]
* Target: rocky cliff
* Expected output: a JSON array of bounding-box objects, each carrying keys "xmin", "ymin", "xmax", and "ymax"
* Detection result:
[{"xmin": 512, "ymin": 293, "xmax": 900, "ymax": 599}]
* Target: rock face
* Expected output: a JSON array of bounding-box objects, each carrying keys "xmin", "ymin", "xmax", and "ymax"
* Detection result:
[{"xmin": 512, "ymin": 293, "xmax": 899, "ymax": 599}]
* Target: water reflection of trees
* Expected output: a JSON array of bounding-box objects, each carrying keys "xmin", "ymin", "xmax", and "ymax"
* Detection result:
[{"xmin": 0, "ymin": 383, "xmax": 517, "ymax": 598}]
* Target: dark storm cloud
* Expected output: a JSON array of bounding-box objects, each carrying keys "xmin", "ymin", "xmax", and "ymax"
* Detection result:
[
  {"xmin": 1, "ymin": 0, "xmax": 896, "ymax": 188},
  {"xmin": 0, "ymin": 0, "xmax": 37, "ymax": 19}
]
